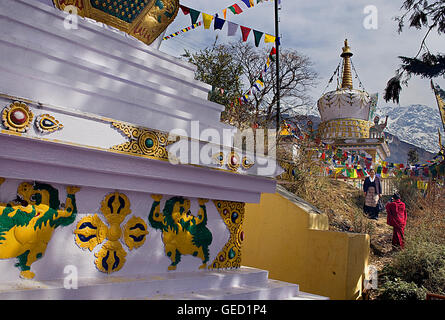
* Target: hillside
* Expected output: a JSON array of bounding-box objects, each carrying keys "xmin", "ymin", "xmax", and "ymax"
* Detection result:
[{"xmin": 282, "ymin": 174, "xmax": 445, "ymax": 300}]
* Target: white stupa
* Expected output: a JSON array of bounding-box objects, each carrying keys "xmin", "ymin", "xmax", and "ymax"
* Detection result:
[{"xmin": 317, "ymin": 40, "xmax": 390, "ymax": 162}]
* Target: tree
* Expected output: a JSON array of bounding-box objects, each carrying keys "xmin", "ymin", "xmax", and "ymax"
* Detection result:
[
  {"xmin": 183, "ymin": 39, "xmax": 246, "ymax": 126},
  {"xmin": 184, "ymin": 39, "xmax": 318, "ymax": 129},
  {"xmin": 384, "ymin": 0, "xmax": 445, "ymax": 104},
  {"xmin": 407, "ymin": 148, "xmax": 419, "ymax": 165}
]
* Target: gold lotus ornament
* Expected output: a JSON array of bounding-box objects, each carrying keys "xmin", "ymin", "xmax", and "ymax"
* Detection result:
[{"xmin": 52, "ymin": 0, "xmax": 179, "ymax": 46}]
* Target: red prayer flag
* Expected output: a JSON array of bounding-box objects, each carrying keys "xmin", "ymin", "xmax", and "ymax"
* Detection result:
[
  {"xmin": 180, "ymin": 5, "xmax": 190, "ymax": 15},
  {"xmin": 240, "ymin": 26, "xmax": 251, "ymax": 42}
]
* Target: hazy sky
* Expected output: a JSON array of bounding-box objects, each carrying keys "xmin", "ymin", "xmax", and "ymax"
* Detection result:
[{"xmin": 160, "ymin": 0, "xmax": 443, "ymax": 114}]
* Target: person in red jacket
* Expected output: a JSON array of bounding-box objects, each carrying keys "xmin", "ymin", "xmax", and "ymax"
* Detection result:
[{"xmin": 385, "ymin": 192, "xmax": 407, "ymax": 250}]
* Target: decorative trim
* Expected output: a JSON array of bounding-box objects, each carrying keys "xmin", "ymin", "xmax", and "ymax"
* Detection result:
[
  {"xmin": 241, "ymin": 156, "xmax": 254, "ymax": 170},
  {"xmin": 212, "ymin": 151, "xmax": 255, "ymax": 172},
  {"xmin": 35, "ymin": 114, "xmax": 64, "ymax": 133},
  {"xmin": 1, "ymin": 102, "xmax": 34, "ymax": 133},
  {"xmin": 318, "ymin": 118, "xmax": 371, "ymax": 139},
  {"xmin": 110, "ymin": 122, "xmax": 174, "ymax": 161},
  {"xmin": 226, "ymin": 151, "xmax": 240, "ymax": 171},
  {"xmin": 209, "ymin": 200, "xmax": 245, "ymax": 269}
]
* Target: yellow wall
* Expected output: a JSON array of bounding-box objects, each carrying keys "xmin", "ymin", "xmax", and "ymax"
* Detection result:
[{"xmin": 242, "ymin": 190, "xmax": 370, "ymax": 300}]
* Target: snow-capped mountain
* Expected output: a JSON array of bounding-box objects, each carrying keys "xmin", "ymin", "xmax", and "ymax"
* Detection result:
[{"xmin": 375, "ymin": 104, "xmax": 443, "ymax": 154}]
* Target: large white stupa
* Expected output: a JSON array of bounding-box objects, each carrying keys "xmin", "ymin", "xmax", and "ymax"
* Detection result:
[{"xmin": 317, "ymin": 40, "xmax": 390, "ymax": 163}]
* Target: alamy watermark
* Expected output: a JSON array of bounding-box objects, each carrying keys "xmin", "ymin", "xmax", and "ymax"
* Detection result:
[
  {"xmin": 167, "ymin": 121, "xmax": 278, "ymax": 176},
  {"xmin": 363, "ymin": 5, "xmax": 378, "ymax": 30},
  {"xmin": 364, "ymin": 264, "xmax": 378, "ymax": 290},
  {"xmin": 63, "ymin": 265, "xmax": 78, "ymax": 289},
  {"xmin": 63, "ymin": 5, "xmax": 78, "ymax": 30}
]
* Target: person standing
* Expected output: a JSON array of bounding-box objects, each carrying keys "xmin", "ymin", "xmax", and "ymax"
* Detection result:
[
  {"xmin": 385, "ymin": 193, "xmax": 407, "ymax": 250},
  {"xmin": 363, "ymin": 168, "xmax": 382, "ymax": 219}
]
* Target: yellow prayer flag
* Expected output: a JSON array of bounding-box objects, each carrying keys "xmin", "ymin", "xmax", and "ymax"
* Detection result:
[
  {"xmin": 264, "ymin": 34, "xmax": 276, "ymax": 43},
  {"xmin": 223, "ymin": 8, "xmax": 227, "ymax": 20},
  {"xmin": 202, "ymin": 13, "xmax": 214, "ymax": 29}
]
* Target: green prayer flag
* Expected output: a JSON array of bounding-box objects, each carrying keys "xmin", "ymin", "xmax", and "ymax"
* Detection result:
[
  {"xmin": 190, "ymin": 8, "xmax": 201, "ymax": 25},
  {"xmin": 253, "ymin": 30, "xmax": 264, "ymax": 47}
]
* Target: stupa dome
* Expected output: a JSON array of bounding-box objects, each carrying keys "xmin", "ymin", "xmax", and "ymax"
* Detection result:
[
  {"xmin": 52, "ymin": 0, "xmax": 179, "ymax": 46},
  {"xmin": 318, "ymin": 88, "xmax": 372, "ymax": 123}
]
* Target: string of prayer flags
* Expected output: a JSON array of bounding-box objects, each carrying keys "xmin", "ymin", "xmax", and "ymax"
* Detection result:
[
  {"xmin": 169, "ymin": 4, "xmax": 276, "ymax": 48},
  {"xmin": 162, "ymin": 22, "xmax": 202, "ymax": 40},
  {"xmin": 230, "ymin": 46, "xmax": 276, "ymax": 107}
]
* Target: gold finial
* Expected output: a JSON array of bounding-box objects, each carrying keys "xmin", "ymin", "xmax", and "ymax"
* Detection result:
[{"xmin": 340, "ymin": 39, "xmax": 353, "ymax": 90}]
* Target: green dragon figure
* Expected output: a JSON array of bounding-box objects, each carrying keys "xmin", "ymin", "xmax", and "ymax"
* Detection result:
[
  {"xmin": 148, "ymin": 195, "xmax": 213, "ymax": 270},
  {"xmin": 0, "ymin": 179, "xmax": 80, "ymax": 279}
]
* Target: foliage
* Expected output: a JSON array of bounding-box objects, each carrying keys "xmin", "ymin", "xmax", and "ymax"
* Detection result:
[
  {"xmin": 377, "ymin": 278, "xmax": 427, "ymax": 300},
  {"xmin": 384, "ymin": 0, "xmax": 445, "ymax": 103},
  {"xmin": 378, "ymin": 240, "xmax": 445, "ymax": 298},
  {"xmin": 184, "ymin": 39, "xmax": 317, "ymax": 129},
  {"xmin": 392, "ymin": 176, "xmax": 422, "ymax": 211},
  {"xmin": 407, "ymin": 148, "xmax": 419, "ymax": 165},
  {"xmin": 183, "ymin": 40, "xmax": 246, "ymax": 127}
]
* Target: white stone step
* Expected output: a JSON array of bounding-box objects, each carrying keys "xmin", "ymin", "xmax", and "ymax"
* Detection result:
[
  {"xmin": 0, "ymin": 266, "xmax": 328, "ymax": 300},
  {"xmin": 285, "ymin": 291, "xmax": 330, "ymax": 300},
  {"xmin": 137, "ymin": 279, "xmax": 299, "ymax": 300},
  {"xmin": 0, "ymin": 267, "xmax": 268, "ymax": 300}
]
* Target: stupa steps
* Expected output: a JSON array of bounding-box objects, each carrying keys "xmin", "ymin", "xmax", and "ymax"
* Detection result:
[
  {"xmin": 0, "ymin": 267, "xmax": 327, "ymax": 300},
  {"xmin": 1, "ymin": 0, "xmax": 229, "ymax": 133},
  {"xmin": 3, "ymin": 0, "xmax": 203, "ymax": 89}
]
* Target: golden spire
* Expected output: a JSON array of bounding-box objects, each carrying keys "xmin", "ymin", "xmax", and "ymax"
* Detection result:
[{"xmin": 340, "ymin": 39, "xmax": 353, "ymax": 90}]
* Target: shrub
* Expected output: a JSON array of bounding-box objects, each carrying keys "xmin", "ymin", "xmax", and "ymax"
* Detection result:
[
  {"xmin": 377, "ymin": 240, "xmax": 445, "ymax": 297},
  {"xmin": 377, "ymin": 278, "xmax": 427, "ymax": 300},
  {"xmin": 392, "ymin": 177, "xmax": 421, "ymax": 212}
]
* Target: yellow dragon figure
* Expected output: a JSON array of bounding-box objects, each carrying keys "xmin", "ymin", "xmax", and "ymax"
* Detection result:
[
  {"xmin": 0, "ymin": 179, "xmax": 80, "ymax": 279},
  {"xmin": 148, "ymin": 195, "xmax": 213, "ymax": 271}
]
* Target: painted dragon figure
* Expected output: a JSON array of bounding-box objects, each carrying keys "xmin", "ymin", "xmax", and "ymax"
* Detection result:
[
  {"xmin": 148, "ymin": 195, "xmax": 212, "ymax": 271},
  {"xmin": 0, "ymin": 179, "xmax": 80, "ymax": 279}
]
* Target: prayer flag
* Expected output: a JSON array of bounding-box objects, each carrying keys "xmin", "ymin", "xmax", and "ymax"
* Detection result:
[
  {"xmin": 431, "ymin": 80, "xmax": 445, "ymax": 132},
  {"xmin": 202, "ymin": 13, "xmax": 214, "ymax": 29},
  {"xmin": 253, "ymin": 30, "xmax": 264, "ymax": 47},
  {"xmin": 180, "ymin": 5, "xmax": 190, "ymax": 15},
  {"xmin": 228, "ymin": 4, "xmax": 243, "ymax": 14},
  {"xmin": 240, "ymin": 26, "xmax": 251, "ymax": 42},
  {"xmin": 241, "ymin": 0, "xmax": 252, "ymax": 7},
  {"xmin": 264, "ymin": 34, "xmax": 276, "ymax": 43},
  {"xmin": 227, "ymin": 21, "xmax": 238, "ymax": 36},
  {"xmin": 189, "ymin": 8, "xmax": 201, "ymax": 25},
  {"xmin": 214, "ymin": 16, "xmax": 225, "ymax": 30}
]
